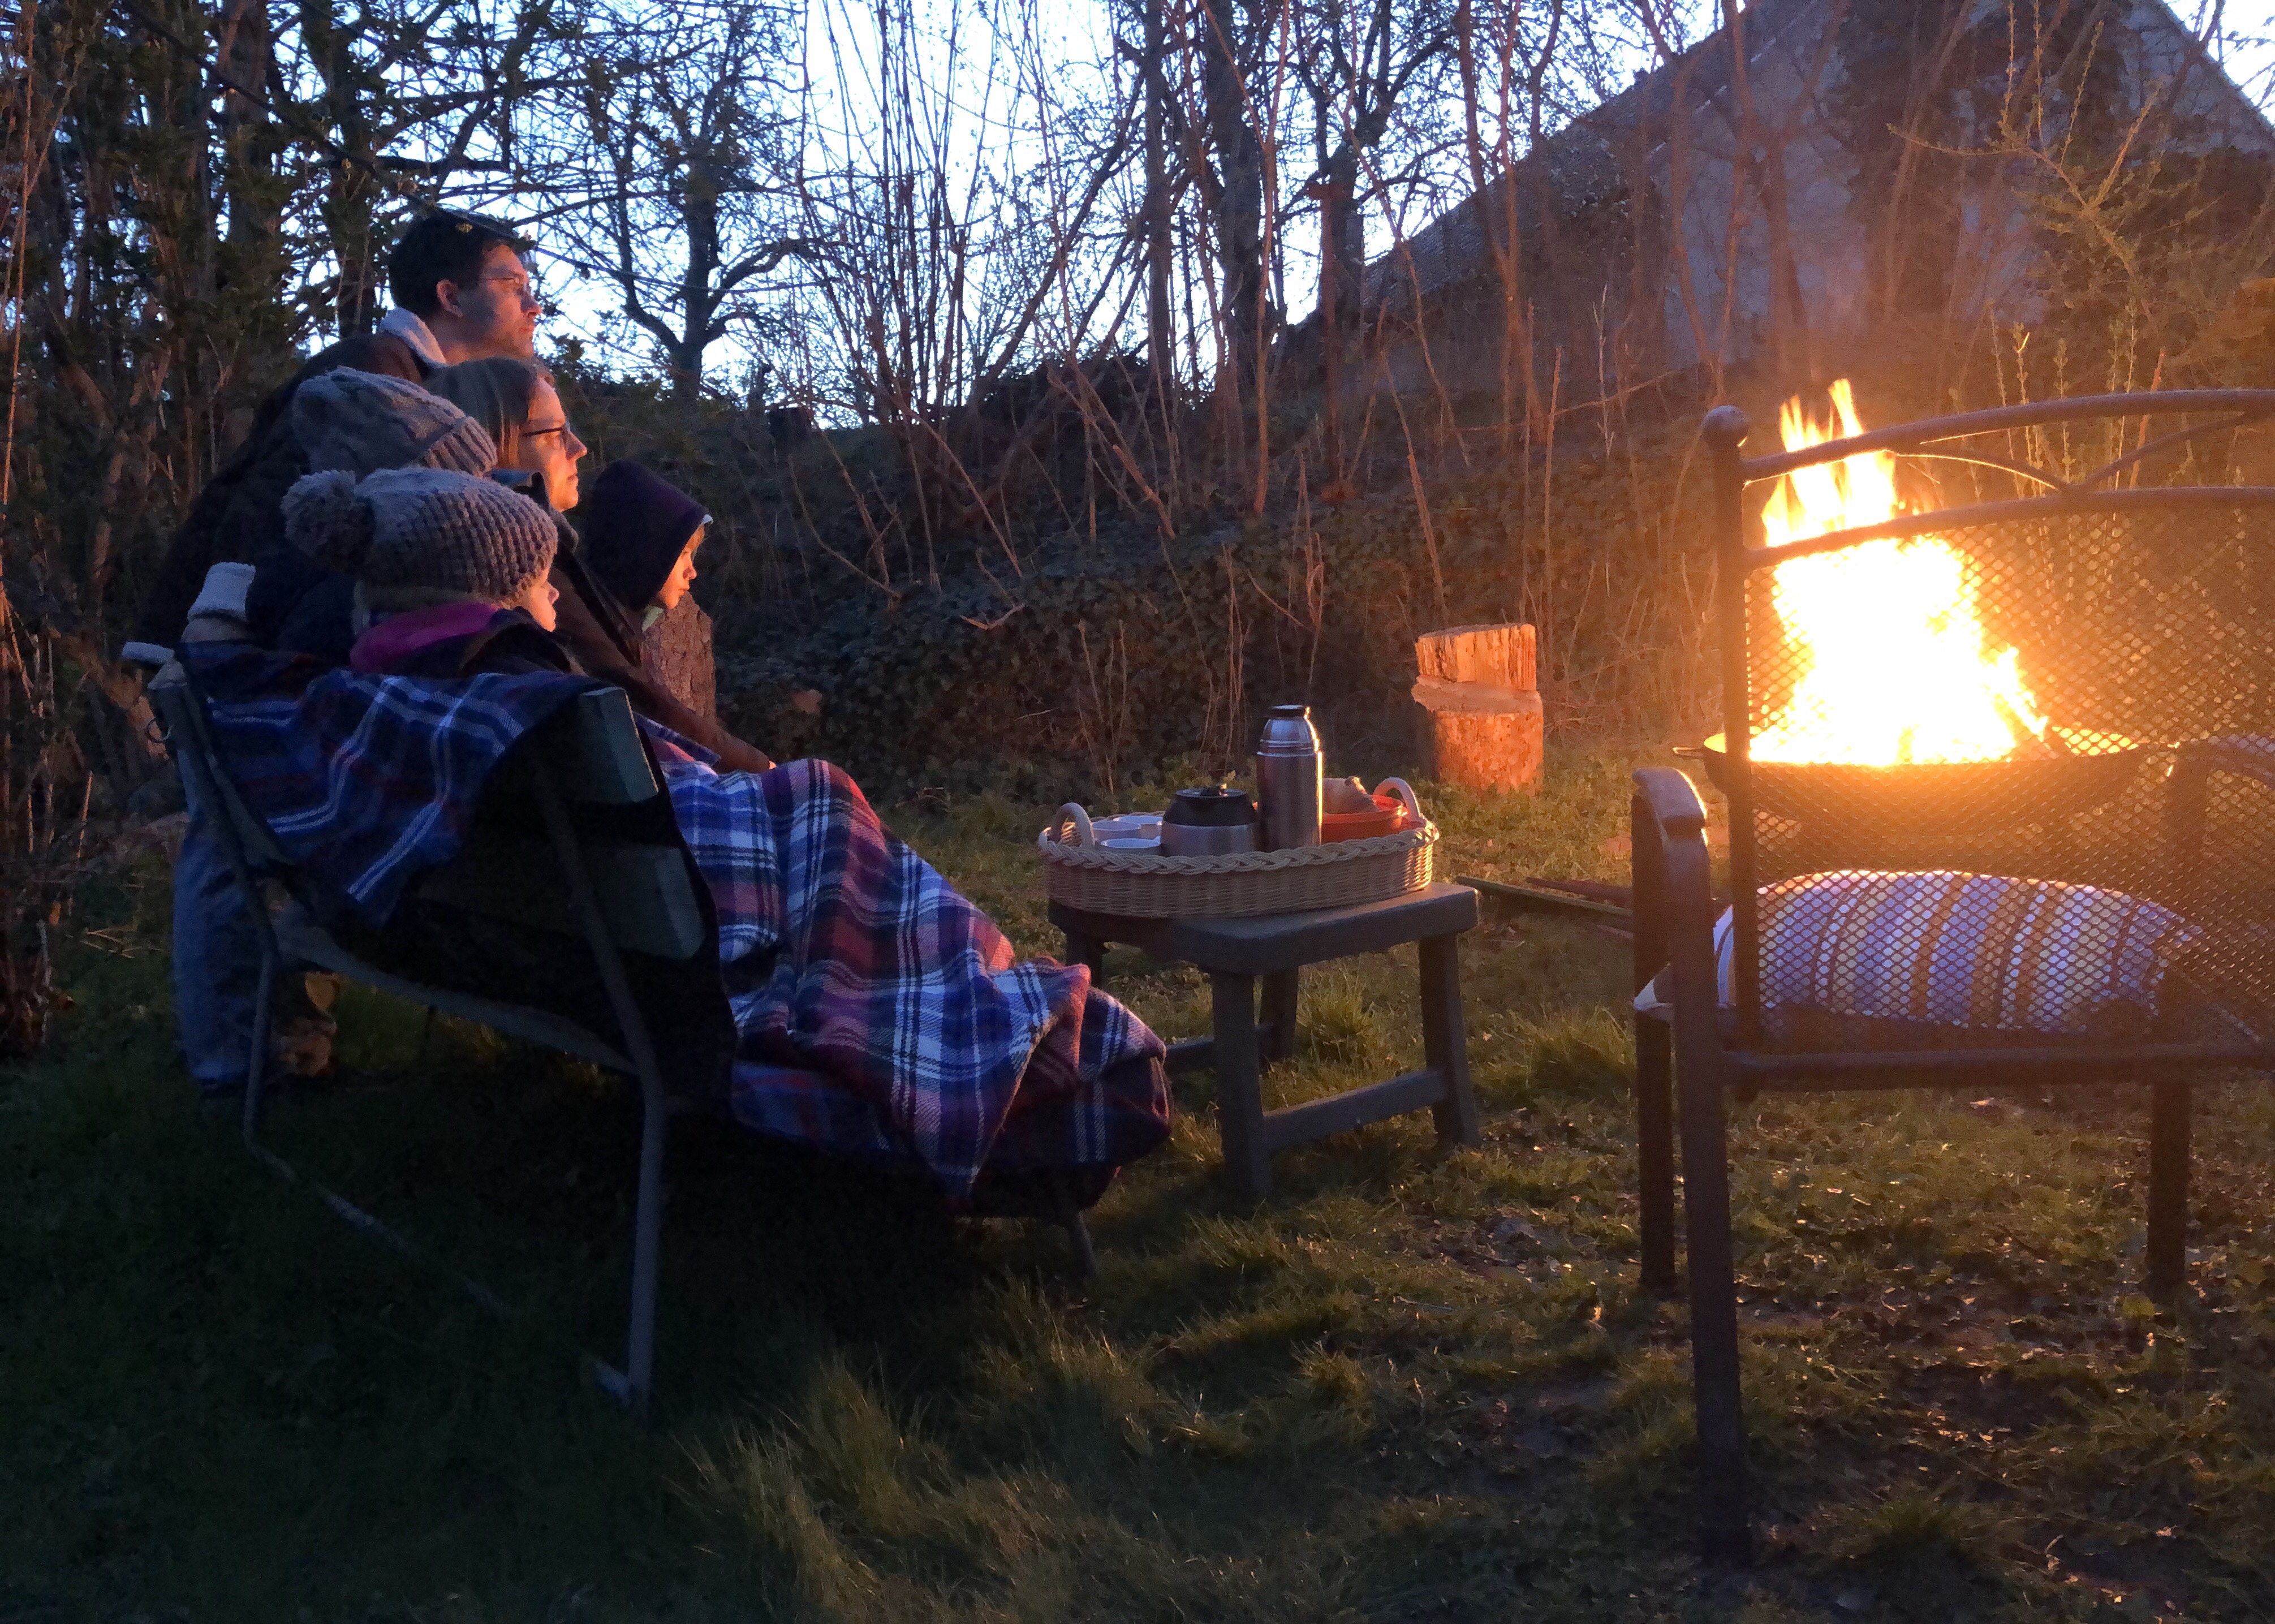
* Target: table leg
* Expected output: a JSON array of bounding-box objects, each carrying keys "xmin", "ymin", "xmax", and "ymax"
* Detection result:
[
  {"xmin": 1260, "ymin": 968, "xmax": 1299, "ymax": 1064},
  {"xmin": 1420, "ymin": 933, "xmax": 1481, "ymax": 1147},
  {"xmin": 1062, "ymin": 929, "xmax": 1105, "ymax": 979},
  {"xmin": 1211, "ymin": 970, "xmax": 1269, "ymax": 1200}
]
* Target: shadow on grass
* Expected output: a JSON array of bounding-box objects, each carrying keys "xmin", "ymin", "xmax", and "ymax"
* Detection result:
[{"xmin": 7, "ymin": 749, "xmax": 2275, "ymax": 1620}]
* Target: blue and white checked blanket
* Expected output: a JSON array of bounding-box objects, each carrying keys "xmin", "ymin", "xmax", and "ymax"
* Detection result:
[
  {"xmin": 180, "ymin": 645, "xmax": 1170, "ymax": 1201},
  {"xmin": 1747, "ymin": 869, "xmax": 2201, "ymax": 1034},
  {"xmin": 1635, "ymin": 868, "xmax": 2202, "ymax": 1040},
  {"xmin": 178, "ymin": 644, "xmax": 594, "ymax": 923}
]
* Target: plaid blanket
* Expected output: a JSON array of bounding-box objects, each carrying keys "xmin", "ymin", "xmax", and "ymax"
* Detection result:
[
  {"xmin": 180, "ymin": 647, "xmax": 1169, "ymax": 1200},
  {"xmin": 665, "ymin": 756, "xmax": 1170, "ymax": 1204},
  {"xmin": 178, "ymin": 643, "xmax": 594, "ymax": 923}
]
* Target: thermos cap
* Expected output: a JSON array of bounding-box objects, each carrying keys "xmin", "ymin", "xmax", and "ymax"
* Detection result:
[{"xmin": 1257, "ymin": 704, "xmax": 1322, "ymax": 757}]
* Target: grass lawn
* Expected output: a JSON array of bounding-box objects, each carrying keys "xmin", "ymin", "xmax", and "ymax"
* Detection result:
[{"xmin": 6, "ymin": 745, "xmax": 2275, "ymax": 1621}]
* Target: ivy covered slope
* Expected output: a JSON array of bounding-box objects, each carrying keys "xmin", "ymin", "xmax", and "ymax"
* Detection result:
[{"xmin": 665, "ymin": 413, "xmax": 1720, "ymax": 796}]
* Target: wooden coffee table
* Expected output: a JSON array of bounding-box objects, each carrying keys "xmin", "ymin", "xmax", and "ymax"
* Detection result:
[{"xmin": 1050, "ymin": 882, "xmax": 1482, "ymax": 1199}]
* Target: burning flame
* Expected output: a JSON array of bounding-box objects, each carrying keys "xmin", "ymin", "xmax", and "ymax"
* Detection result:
[{"xmin": 1749, "ymin": 380, "xmax": 2049, "ymax": 765}]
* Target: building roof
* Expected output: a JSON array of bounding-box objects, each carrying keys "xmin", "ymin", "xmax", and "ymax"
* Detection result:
[{"xmin": 1364, "ymin": 0, "xmax": 2273, "ymax": 314}]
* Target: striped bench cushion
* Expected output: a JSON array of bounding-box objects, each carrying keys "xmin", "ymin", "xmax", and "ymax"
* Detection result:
[{"xmin": 1640, "ymin": 870, "xmax": 2202, "ymax": 1041}]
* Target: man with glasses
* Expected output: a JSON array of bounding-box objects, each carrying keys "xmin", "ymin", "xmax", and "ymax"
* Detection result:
[{"xmin": 373, "ymin": 208, "xmax": 542, "ymax": 372}]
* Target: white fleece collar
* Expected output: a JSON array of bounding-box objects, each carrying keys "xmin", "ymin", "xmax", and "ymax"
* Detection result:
[{"xmin": 378, "ymin": 307, "xmax": 447, "ymax": 370}]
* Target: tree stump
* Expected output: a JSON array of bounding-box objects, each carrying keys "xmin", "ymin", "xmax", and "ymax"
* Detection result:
[
  {"xmin": 641, "ymin": 596, "xmax": 718, "ymax": 722},
  {"xmin": 1412, "ymin": 622, "xmax": 1543, "ymax": 794}
]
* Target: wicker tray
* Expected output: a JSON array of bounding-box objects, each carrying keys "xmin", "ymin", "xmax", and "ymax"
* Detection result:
[{"xmin": 1037, "ymin": 783, "xmax": 1436, "ymax": 918}]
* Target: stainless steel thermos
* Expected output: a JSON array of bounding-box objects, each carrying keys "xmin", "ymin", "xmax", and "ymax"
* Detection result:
[{"xmin": 1255, "ymin": 704, "xmax": 1323, "ymax": 849}]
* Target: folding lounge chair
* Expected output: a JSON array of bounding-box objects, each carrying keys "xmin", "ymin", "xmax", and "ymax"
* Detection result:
[{"xmin": 153, "ymin": 671, "xmax": 729, "ymax": 1416}]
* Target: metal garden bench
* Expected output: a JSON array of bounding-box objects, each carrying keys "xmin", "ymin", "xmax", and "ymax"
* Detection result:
[{"xmin": 1632, "ymin": 390, "xmax": 2275, "ymax": 1556}]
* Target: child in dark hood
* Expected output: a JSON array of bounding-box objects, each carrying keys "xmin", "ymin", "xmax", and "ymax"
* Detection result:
[
  {"xmin": 423, "ymin": 378, "xmax": 772, "ymax": 773},
  {"xmin": 580, "ymin": 460, "xmax": 708, "ymax": 628}
]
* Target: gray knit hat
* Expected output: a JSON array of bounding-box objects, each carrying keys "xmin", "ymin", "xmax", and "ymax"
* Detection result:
[
  {"xmin": 281, "ymin": 467, "xmax": 556, "ymax": 608},
  {"xmin": 291, "ymin": 368, "xmax": 497, "ymax": 477}
]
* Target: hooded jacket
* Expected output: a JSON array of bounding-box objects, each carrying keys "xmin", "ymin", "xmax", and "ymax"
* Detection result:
[
  {"xmin": 581, "ymin": 460, "xmax": 706, "ymax": 610},
  {"xmin": 132, "ymin": 317, "xmax": 442, "ymax": 652},
  {"xmin": 546, "ymin": 536, "xmax": 774, "ymax": 773}
]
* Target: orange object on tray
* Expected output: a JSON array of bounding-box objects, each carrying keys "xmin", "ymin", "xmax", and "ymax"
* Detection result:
[{"xmin": 1321, "ymin": 778, "xmax": 1421, "ymax": 842}]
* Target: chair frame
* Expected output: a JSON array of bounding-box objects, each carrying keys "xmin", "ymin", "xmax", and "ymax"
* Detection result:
[
  {"xmin": 1632, "ymin": 390, "xmax": 2275, "ymax": 1557},
  {"xmin": 154, "ymin": 671, "xmax": 708, "ymax": 1416}
]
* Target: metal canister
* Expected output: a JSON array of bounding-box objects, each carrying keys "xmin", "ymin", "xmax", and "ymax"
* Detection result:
[
  {"xmin": 1255, "ymin": 704, "xmax": 1324, "ymax": 849},
  {"xmin": 1161, "ymin": 787, "xmax": 1258, "ymax": 856}
]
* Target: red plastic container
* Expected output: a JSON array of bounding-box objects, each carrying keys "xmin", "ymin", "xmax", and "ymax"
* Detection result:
[{"xmin": 1321, "ymin": 794, "xmax": 1408, "ymax": 842}]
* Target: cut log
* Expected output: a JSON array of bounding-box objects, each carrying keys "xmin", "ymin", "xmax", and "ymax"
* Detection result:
[
  {"xmin": 1414, "ymin": 686, "xmax": 1544, "ymax": 794},
  {"xmin": 1415, "ymin": 622, "xmax": 1536, "ymax": 692},
  {"xmin": 1412, "ymin": 622, "xmax": 1542, "ymax": 795}
]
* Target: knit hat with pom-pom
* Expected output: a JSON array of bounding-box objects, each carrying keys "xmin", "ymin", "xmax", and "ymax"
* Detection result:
[
  {"xmin": 291, "ymin": 368, "xmax": 497, "ymax": 477},
  {"xmin": 281, "ymin": 467, "xmax": 555, "ymax": 610}
]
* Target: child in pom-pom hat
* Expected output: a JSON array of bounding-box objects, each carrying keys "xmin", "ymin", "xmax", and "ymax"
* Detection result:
[{"xmin": 280, "ymin": 465, "xmax": 570, "ymax": 678}]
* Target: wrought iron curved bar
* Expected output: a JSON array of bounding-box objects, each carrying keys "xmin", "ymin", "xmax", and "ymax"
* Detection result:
[
  {"xmin": 1743, "ymin": 485, "xmax": 2275, "ymax": 575},
  {"xmin": 1761, "ymin": 425, "xmax": 2251, "ymax": 503},
  {"xmin": 2071, "ymin": 417, "xmax": 2258, "ymax": 492},
  {"xmin": 1736, "ymin": 389, "xmax": 2275, "ymax": 484},
  {"xmin": 1902, "ymin": 449, "xmax": 2074, "ymax": 494}
]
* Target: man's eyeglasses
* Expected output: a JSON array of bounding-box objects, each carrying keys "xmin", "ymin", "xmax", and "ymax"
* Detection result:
[{"xmin": 482, "ymin": 270, "xmax": 542, "ymax": 307}]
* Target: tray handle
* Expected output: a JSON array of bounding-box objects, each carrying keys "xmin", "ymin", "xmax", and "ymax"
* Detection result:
[
  {"xmin": 1373, "ymin": 777, "xmax": 1423, "ymax": 826},
  {"xmin": 1053, "ymin": 802, "xmax": 1096, "ymax": 848}
]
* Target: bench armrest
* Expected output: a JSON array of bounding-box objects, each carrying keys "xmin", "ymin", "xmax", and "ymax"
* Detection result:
[{"xmin": 1634, "ymin": 765, "xmax": 1707, "ymax": 838}]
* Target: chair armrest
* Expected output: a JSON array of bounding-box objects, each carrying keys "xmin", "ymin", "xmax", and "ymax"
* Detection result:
[
  {"xmin": 1630, "ymin": 767, "xmax": 1718, "ymax": 1016},
  {"xmin": 2177, "ymin": 737, "xmax": 2275, "ymax": 795},
  {"xmin": 1633, "ymin": 765, "xmax": 1707, "ymax": 838}
]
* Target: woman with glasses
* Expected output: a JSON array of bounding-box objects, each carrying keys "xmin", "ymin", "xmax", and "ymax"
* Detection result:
[
  {"xmin": 428, "ymin": 358, "xmax": 777, "ymax": 774},
  {"xmin": 426, "ymin": 357, "xmax": 587, "ymax": 510}
]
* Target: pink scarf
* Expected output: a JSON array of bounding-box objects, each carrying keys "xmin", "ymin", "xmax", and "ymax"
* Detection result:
[{"xmin": 348, "ymin": 601, "xmax": 506, "ymax": 674}]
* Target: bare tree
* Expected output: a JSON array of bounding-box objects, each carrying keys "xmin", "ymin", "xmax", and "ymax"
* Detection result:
[
  {"xmin": 1193, "ymin": 0, "xmax": 1278, "ymax": 405},
  {"xmin": 262, "ymin": 0, "xmax": 565, "ymax": 338},
  {"xmin": 565, "ymin": 0, "xmax": 811, "ymax": 395},
  {"xmin": 1292, "ymin": 0, "xmax": 1459, "ymax": 338}
]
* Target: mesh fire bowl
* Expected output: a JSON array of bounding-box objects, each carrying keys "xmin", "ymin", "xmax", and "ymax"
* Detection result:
[{"xmin": 1692, "ymin": 743, "xmax": 2149, "ymax": 834}]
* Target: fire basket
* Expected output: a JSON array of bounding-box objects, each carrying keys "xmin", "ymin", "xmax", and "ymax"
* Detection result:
[
  {"xmin": 1631, "ymin": 386, "xmax": 2275, "ymax": 1560},
  {"xmin": 1685, "ymin": 739, "xmax": 2147, "ymax": 835}
]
